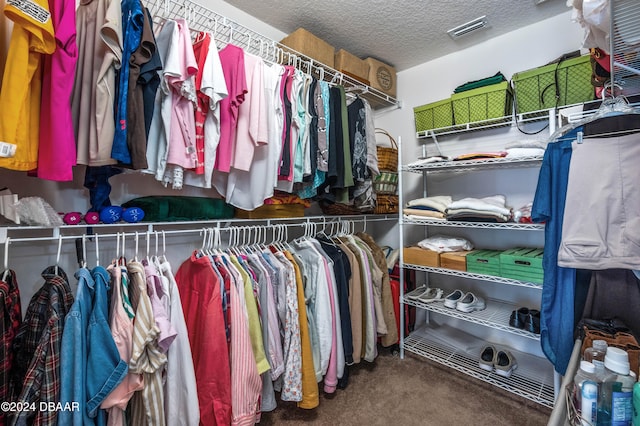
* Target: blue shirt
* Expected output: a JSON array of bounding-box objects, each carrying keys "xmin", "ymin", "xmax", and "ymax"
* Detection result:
[
  {"xmin": 112, "ymin": 0, "xmax": 144, "ymax": 164},
  {"xmin": 531, "ymin": 127, "xmax": 581, "ymax": 375},
  {"xmin": 58, "ymin": 267, "xmax": 128, "ymax": 426}
]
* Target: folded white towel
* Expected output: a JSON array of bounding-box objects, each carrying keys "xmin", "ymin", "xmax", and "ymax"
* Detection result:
[
  {"xmin": 447, "ymin": 195, "xmax": 511, "ymax": 216},
  {"xmin": 406, "ymin": 196, "xmax": 453, "ymax": 213}
]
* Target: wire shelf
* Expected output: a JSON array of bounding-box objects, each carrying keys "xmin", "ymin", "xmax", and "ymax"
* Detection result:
[
  {"xmin": 414, "ymin": 111, "xmax": 550, "ymax": 139},
  {"xmin": 403, "ymin": 291, "xmax": 541, "ymax": 339},
  {"xmin": 147, "ymin": 0, "xmax": 399, "ymax": 109},
  {"xmin": 612, "ymin": 0, "xmax": 640, "ymax": 80},
  {"xmin": 403, "ymin": 329, "xmax": 555, "ymax": 408},
  {"xmin": 402, "ymin": 263, "xmax": 543, "ymax": 290},
  {"xmin": 401, "ymin": 218, "xmax": 544, "ymax": 230},
  {"xmin": 402, "ymin": 155, "xmax": 544, "ymax": 174}
]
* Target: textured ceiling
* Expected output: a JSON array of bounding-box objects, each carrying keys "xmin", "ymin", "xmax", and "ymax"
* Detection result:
[{"xmin": 223, "ymin": 0, "xmax": 572, "ymax": 72}]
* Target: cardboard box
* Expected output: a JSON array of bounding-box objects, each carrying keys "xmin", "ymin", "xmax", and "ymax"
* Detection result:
[
  {"xmin": 335, "ymin": 49, "xmax": 369, "ymax": 83},
  {"xmin": 364, "ymin": 57, "xmax": 396, "ymax": 98},
  {"xmin": 403, "ymin": 246, "xmax": 440, "ymax": 267},
  {"xmin": 440, "ymin": 251, "xmax": 471, "ymax": 271},
  {"xmin": 280, "ymin": 28, "xmax": 335, "ymax": 68}
]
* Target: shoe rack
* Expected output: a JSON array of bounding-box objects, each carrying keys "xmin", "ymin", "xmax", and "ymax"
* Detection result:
[{"xmin": 397, "ymin": 112, "xmax": 556, "ymax": 408}]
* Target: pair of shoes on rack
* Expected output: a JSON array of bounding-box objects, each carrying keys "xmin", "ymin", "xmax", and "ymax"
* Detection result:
[
  {"xmin": 407, "ymin": 286, "xmax": 444, "ymax": 303},
  {"xmin": 443, "ymin": 289, "xmax": 486, "ymax": 313},
  {"xmin": 478, "ymin": 345, "xmax": 518, "ymax": 378},
  {"xmin": 509, "ymin": 307, "xmax": 540, "ymax": 334}
]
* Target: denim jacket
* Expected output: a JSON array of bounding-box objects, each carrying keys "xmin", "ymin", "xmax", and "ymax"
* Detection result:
[{"xmin": 58, "ymin": 267, "xmax": 128, "ymax": 426}]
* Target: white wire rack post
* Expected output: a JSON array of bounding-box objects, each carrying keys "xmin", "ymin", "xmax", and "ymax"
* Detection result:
[{"xmin": 147, "ymin": 0, "xmax": 400, "ymax": 110}]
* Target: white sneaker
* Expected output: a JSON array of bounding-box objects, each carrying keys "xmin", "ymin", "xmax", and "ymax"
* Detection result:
[
  {"xmin": 406, "ymin": 286, "xmax": 429, "ymax": 301},
  {"xmin": 417, "ymin": 287, "xmax": 444, "ymax": 303},
  {"xmin": 443, "ymin": 289, "xmax": 465, "ymax": 309},
  {"xmin": 455, "ymin": 292, "xmax": 486, "ymax": 313}
]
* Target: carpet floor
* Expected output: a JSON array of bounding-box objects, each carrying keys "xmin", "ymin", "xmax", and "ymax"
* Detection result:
[{"xmin": 260, "ymin": 346, "xmax": 552, "ymax": 425}]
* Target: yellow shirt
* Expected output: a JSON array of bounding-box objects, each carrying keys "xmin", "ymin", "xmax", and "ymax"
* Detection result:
[
  {"xmin": 229, "ymin": 255, "xmax": 271, "ymax": 375},
  {"xmin": 284, "ymin": 250, "xmax": 320, "ymax": 410},
  {"xmin": 0, "ymin": 0, "xmax": 55, "ymax": 171}
]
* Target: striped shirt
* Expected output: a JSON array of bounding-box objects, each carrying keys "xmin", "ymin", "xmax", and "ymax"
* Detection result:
[{"xmin": 127, "ymin": 261, "xmax": 167, "ymax": 426}]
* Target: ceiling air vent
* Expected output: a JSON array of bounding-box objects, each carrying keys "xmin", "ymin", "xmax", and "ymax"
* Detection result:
[{"xmin": 447, "ymin": 15, "xmax": 489, "ymax": 40}]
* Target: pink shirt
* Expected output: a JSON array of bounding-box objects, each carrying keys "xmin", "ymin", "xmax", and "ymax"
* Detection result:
[
  {"xmin": 102, "ymin": 265, "xmax": 143, "ymax": 426},
  {"xmin": 231, "ymin": 53, "xmax": 268, "ymax": 172},
  {"xmin": 38, "ymin": 0, "xmax": 77, "ymax": 180},
  {"xmin": 216, "ymin": 44, "xmax": 247, "ymax": 173},
  {"xmin": 166, "ymin": 19, "xmax": 198, "ymax": 169}
]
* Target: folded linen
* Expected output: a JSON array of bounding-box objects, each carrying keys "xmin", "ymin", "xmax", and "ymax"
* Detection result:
[{"xmin": 446, "ymin": 195, "xmax": 511, "ymax": 216}]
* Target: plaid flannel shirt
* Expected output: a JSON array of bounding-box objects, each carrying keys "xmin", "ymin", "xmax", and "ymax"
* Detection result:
[
  {"xmin": 1, "ymin": 270, "xmax": 22, "ymax": 425},
  {"xmin": 10, "ymin": 266, "xmax": 74, "ymax": 426}
]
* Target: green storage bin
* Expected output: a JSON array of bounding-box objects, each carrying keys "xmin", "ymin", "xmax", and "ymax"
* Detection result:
[
  {"xmin": 413, "ymin": 98, "xmax": 454, "ymax": 133},
  {"xmin": 451, "ymin": 81, "xmax": 513, "ymax": 126},
  {"xmin": 466, "ymin": 249, "xmax": 502, "ymax": 276},
  {"xmin": 499, "ymin": 247, "xmax": 544, "ymax": 284},
  {"xmin": 511, "ymin": 54, "xmax": 594, "ymax": 114}
]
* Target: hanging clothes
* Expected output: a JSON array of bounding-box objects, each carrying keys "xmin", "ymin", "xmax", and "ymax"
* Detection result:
[
  {"xmin": 0, "ymin": 270, "xmax": 21, "ymax": 426},
  {"xmin": 216, "ymin": 43, "xmax": 248, "ymax": 173},
  {"xmin": 124, "ymin": 6, "xmax": 159, "ymax": 170},
  {"xmin": 0, "ymin": 0, "xmax": 55, "ymax": 172},
  {"xmin": 556, "ymin": 115, "xmax": 640, "ymax": 270},
  {"xmin": 531, "ymin": 127, "xmax": 582, "ymax": 376},
  {"xmin": 101, "ymin": 264, "xmax": 143, "ymax": 426},
  {"xmin": 162, "ymin": 18, "xmax": 198, "ymax": 190},
  {"xmin": 175, "ymin": 252, "xmax": 232, "ymax": 426},
  {"xmin": 145, "ymin": 18, "xmax": 177, "ymax": 180},
  {"xmin": 37, "ymin": 0, "xmax": 77, "ymax": 181},
  {"xmin": 58, "ymin": 266, "xmax": 128, "ymax": 426},
  {"xmin": 127, "ymin": 260, "xmax": 168, "ymax": 426},
  {"xmin": 73, "ymin": 0, "xmax": 121, "ymax": 167},
  {"xmin": 154, "ymin": 256, "xmax": 200, "ymax": 426},
  {"xmin": 111, "ymin": 0, "xmax": 144, "ymax": 165},
  {"xmin": 281, "ymin": 250, "xmax": 319, "ymax": 409},
  {"xmin": 12, "ymin": 267, "xmax": 73, "ymax": 426}
]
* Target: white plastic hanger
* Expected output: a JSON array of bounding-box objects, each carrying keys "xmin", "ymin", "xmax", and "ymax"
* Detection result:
[
  {"xmin": 2, "ymin": 237, "xmax": 10, "ymax": 281},
  {"xmin": 54, "ymin": 235, "xmax": 62, "ymax": 276}
]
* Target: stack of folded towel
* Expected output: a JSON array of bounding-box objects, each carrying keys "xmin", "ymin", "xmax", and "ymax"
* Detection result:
[
  {"xmin": 445, "ymin": 195, "xmax": 512, "ymax": 223},
  {"xmin": 403, "ymin": 196, "xmax": 452, "ymax": 220}
]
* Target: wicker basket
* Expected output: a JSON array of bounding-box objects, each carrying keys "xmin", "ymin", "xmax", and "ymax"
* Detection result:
[
  {"xmin": 376, "ymin": 128, "xmax": 398, "ymax": 171},
  {"xmin": 374, "ymin": 171, "xmax": 398, "ymax": 195},
  {"xmin": 374, "ymin": 195, "xmax": 399, "ymax": 214},
  {"xmin": 319, "ymin": 201, "xmax": 373, "ymax": 215}
]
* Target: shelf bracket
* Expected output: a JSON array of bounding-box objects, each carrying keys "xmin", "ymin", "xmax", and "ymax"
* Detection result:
[{"xmin": 428, "ymin": 130, "xmax": 444, "ymax": 157}]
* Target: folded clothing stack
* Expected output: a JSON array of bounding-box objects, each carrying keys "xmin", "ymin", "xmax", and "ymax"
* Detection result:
[
  {"xmin": 445, "ymin": 195, "xmax": 512, "ymax": 223},
  {"xmin": 504, "ymin": 140, "xmax": 546, "ymax": 158},
  {"xmin": 403, "ymin": 196, "xmax": 452, "ymax": 220}
]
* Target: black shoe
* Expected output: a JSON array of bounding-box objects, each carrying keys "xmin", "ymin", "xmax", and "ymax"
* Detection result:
[
  {"xmin": 524, "ymin": 309, "xmax": 540, "ymax": 334},
  {"xmin": 509, "ymin": 307, "xmax": 528, "ymax": 329}
]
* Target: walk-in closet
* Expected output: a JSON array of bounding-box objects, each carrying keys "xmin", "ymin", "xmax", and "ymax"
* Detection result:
[{"xmin": 1, "ymin": 0, "xmax": 639, "ymax": 425}]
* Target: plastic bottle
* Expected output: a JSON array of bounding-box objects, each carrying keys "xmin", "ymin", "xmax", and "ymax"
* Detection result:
[
  {"xmin": 582, "ymin": 380, "xmax": 599, "ymax": 426},
  {"xmin": 585, "ymin": 340, "xmax": 608, "ymax": 378},
  {"xmin": 632, "ymin": 382, "xmax": 640, "ymax": 426},
  {"xmin": 597, "ymin": 347, "xmax": 634, "ymax": 426},
  {"xmin": 574, "ymin": 361, "xmax": 598, "ymax": 411}
]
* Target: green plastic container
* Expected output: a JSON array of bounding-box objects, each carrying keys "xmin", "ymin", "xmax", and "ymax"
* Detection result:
[
  {"xmin": 413, "ymin": 98, "xmax": 454, "ymax": 133},
  {"xmin": 511, "ymin": 54, "xmax": 594, "ymax": 114},
  {"xmin": 451, "ymin": 81, "xmax": 513, "ymax": 126},
  {"xmin": 466, "ymin": 249, "xmax": 502, "ymax": 276},
  {"xmin": 499, "ymin": 247, "xmax": 544, "ymax": 284}
]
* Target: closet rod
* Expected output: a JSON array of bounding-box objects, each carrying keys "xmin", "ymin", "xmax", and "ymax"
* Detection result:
[
  {"xmin": 147, "ymin": 0, "xmax": 399, "ymax": 108},
  {"xmin": 1, "ymin": 215, "xmax": 394, "ymax": 245}
]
